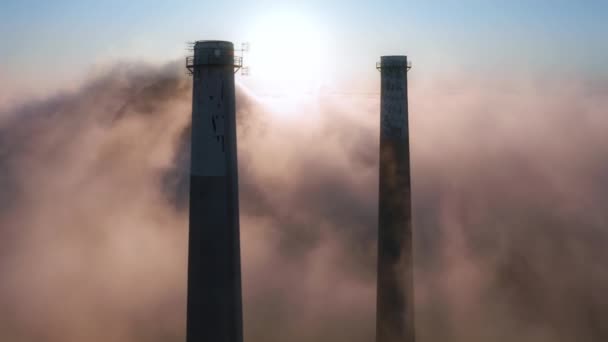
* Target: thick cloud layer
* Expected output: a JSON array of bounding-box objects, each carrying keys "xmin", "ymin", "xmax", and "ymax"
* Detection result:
[{"xmin": 0, "ymin": 61, "xmax": 607, "ymax": 342}]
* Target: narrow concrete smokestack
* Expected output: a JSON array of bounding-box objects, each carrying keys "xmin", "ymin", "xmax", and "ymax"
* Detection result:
[
  {"xmin": 186, "ymin": 40, "xmax": 243, "ymax": 342},
  {"xmin": 376, "ymin": 55, "xmax": 415, "ymax": 342}
]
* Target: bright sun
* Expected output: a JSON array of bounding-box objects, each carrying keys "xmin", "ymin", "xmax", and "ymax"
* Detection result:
[{"xmin": 247, "ymin": 11, "xmax": 328, "ymax": 95}]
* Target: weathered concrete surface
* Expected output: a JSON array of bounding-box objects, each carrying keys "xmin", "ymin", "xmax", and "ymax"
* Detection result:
[{"xmin": 187, "ymin": 40, "xmax": 243, "ymax": 342}]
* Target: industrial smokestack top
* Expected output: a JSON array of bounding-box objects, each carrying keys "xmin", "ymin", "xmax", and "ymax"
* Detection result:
[
  {"xmin": 376, "ymin": 56, "xmax": 412, "ymax": 70},
  {"xmin": 376, "ymin": 54, "xmax": 415, "ymax": 342},
  {"xmin": 378, "ymin": 55, "xmax": 409, "ymax": 67},
  {"xmin": 186, "ymin": 41, "xmax": 243, "ymax": 75},
  {"xmin": 186, "ymin": 40, "xmax": 243, "ymax": 342}
]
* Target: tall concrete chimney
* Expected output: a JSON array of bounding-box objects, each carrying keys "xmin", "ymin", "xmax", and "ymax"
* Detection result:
[
  {"xmin": 376, "ymin": 55, "xmax": 415, "ymax": 342},
  {"xmin": 186, "ymin": 40, "xmax": 243, "ymax": 342}
]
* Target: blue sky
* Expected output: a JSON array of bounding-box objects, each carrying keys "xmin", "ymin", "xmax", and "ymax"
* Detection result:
[{"xmin": 1, "ymin": 0, "xmax": 606, "ymax": 96}]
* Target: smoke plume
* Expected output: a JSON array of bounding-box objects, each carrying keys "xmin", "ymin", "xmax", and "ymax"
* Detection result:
[{"xmin": 0, "ymin": 61, "xmax": 607, "ymax": 342}]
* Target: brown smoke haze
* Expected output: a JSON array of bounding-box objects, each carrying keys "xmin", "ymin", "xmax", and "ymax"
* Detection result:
[{"xmin": 0, "ymin": 61, "xmax": 607, "ymax": 342}]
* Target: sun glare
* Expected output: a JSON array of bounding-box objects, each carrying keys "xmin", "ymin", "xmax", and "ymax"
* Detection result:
[{"xmin": 247, "ymin": 11, "xmax": 328, "ymax": 95}]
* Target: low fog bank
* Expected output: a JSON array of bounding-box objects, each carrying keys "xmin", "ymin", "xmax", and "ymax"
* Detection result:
[{"xmin": 0, "ymin": 61, "xmax": 607, "ymax": 342}]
